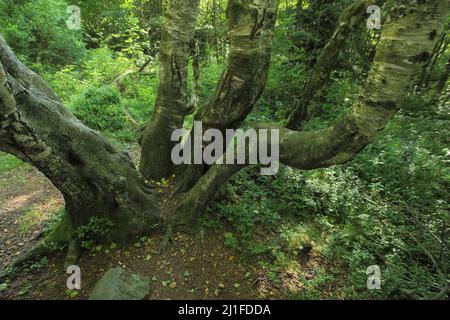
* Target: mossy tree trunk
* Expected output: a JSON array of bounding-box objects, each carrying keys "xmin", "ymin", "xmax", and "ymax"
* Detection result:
[
  {"xmin": 0, "ymin": 35, "xmax": 161, "ymax": 247},
  {"xmin": 174, "ymin": 0, "xmax": 278, "ymax": 192},
  {"xmin": 139, "ymin": 0, "xmax": 200, "ymax": 181}
]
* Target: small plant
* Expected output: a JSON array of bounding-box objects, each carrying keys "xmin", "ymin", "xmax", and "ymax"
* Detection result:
[
  {"xmin": 70, "ymin": 85, "xmax": 127, "ymax": 132},
  {"xmin": 138, "ymin": 235, "xmax": 148, "ymax": 243},
  {"xmin": 76, "ymin": 216, "xmax": 114, "ymax": 251},
  {"xmin": 66, "ymin": 289, "xmax": 79, "ymax": 299},
  {"xmin": 43, "ymin": 208, "xmax": 65, "ymax": 235},
  {"xmin": 30, "ymin": 257, "xmax": 49, "ymax": 270},
  {"xmin": 0, "ymin": 283, "xmax": 7, "ymax": 294},
  {"xmin": 18, "ymin": 285, "xmax": 32, "ymax": 297},
  {"xmin": 223, "ymin": 232, "xmax": 239, "ymax": 251},
  {"xmin": 281, "ymin": 225, "xmax": 314, "ymax": 257}
]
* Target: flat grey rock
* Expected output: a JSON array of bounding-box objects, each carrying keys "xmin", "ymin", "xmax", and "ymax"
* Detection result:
[{"xmin": 89, "ymin": 267, "xmax": 151, "ymax": 300}]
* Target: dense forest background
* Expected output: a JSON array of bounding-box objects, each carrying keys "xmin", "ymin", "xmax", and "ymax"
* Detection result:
[{"xmin": 0, "ymin": 0, "xmax": 449, "ymax": 300}]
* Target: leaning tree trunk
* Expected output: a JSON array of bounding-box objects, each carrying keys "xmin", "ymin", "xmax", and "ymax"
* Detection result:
[
  {"xmin": 140, "ymin": 0, "xmax": 200, "ymax": 181},
  {"xmin": 0, "ymin": 35, "xmax": 161, "ymax": 250},
  {"xmin": 174, "ymin": 0, "xmax": 278, "ymax": 192},
  {"xmin": 286, "ymin": 0, "xmax": 386, "ymax": 131},
  {"xmin": 176, "ymin": 0, "xmax": 449, "ymax": 224}
]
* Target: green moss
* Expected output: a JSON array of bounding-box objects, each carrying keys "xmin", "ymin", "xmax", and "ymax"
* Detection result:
[
  {"xmin": 0, "ymin": 152, "xmax": 25, "ymax": 173},
  {"xmin": 18, "ymin": 209, "xmax": 42, "ymax": 236}
]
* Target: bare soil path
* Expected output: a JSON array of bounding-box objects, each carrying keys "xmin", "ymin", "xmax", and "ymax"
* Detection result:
[{"xmin": 0, "ymin": 165, "xmax": 63, "ymax": 271}]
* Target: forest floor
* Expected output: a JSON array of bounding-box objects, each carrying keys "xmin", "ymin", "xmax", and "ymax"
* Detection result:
[
  {"xmin": 0, "ymin": 165, "xmax": 64, "ymax": 271},
  {"xmin": 0, "ymin": 151, "xmax": 344, "ymax": 300}
]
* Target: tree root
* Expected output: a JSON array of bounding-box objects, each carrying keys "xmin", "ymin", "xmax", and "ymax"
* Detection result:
[
  {"xmin": 158, "ymin": 223, "xmax": 174, "ymax": 254},
  {"xmin": 174, "ymin": 164, "xmax": 205, "ymax": 194},
  {"xmin": 64, "ymin": 239, "xmax": 81, "ymax": 268}
]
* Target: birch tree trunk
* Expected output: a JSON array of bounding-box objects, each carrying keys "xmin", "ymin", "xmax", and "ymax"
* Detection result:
[
  {"xmin": 175, "ymin": 0, "xmax": 278, "ymax": 192},
  {"xmin": 140, "ymin": 0, "xmax": 200, "ymax": 180},
  {"xmin": 176, "ymin": 0, "xmax": 449, "ymax": 223}
]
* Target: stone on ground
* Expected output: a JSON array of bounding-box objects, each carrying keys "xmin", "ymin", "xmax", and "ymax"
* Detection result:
[{"xmin": 89, "ymin": 267, "xmax": 151, "ymax": 300}]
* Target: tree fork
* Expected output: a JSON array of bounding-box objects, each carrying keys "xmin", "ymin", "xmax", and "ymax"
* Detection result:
[{"xmin": 176, "ymin": 0, "xmax": 450, "ymax": 224}]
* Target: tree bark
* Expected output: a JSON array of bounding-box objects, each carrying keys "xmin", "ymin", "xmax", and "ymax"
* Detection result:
[
  {"xmin": 295, "ymin": 0, "xmax": 303, "ymax": 28},
  {"xmin": 175, "ymin": 0, "xmax": 278, "ymax": 192},
  {"xmin": 176, "ymin": 0, "xmax": 449, "ymax": 223},
  {"xmin": 0, "ymin": 34, "xmax": 161, "ymax": 246},
  {"xmin": 140, "ymin": 0, "xmax": 200, "ymax": 181},
  {"xmin": 190, "ymin": 39, "xmax": 201, "ymax": 112}
]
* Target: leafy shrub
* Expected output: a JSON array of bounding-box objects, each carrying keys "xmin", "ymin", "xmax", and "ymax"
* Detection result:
[
  {"xmin": 0, "ymin": 0, "xmax": 85, "ymax": 67},
  {"xmin": 69, "ymin": 85, "xmax": 128, "ymax": 132},
  {"xmin": 30, "ymin": 257, "xmax": 49, "ymax": 270},
  {"xmin": 207, "ymin": 152, "xmax": 448, "ymax": 299},
  {"xmin": 76, "ymin": 216, "xmax": 114, "ymax": 251},
  {"xmin": 72, "ymin": 0, "xmax": 153, "ymax": 58},
  {"xmin": 223, "ymin": 232, "xmax": 239, "ymax": 250},
  {"xmin": 82, "ymin": 47, "xmax": 134, "ymax": 84},
  {"xmin": 46, "ymin": 48, "xmax": 156, "ymax": 138}
]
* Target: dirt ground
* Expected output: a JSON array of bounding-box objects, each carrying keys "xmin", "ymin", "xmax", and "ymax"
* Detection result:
[
  {"xmin": 0, "ymin": 165, "xmax": 64, "ymax": 271},
  {"xmin": 0, "ymin": 165, "xmax": 262, "ymax": 300},
  {"xmin": 0, "ymin": 156, "xmax": 337, "ymax": 300}
]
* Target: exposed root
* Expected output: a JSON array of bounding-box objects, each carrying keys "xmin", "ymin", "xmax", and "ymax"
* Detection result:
[
  {"xmin": 64, "ymin": 239, "xmax": 81, "ymax": 267},
  {"xmin": 158, "ymin": 223, "xmax": 174, "ymax": 254},
  {"xmin": 174, "ymin": 165, "xmax": 205, "ymax": 194}
]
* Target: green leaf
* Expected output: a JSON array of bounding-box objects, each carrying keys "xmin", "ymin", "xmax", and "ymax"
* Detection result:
[{"xmin": 0, "ymin": 283, "xmax": 7, "ymax": 292}]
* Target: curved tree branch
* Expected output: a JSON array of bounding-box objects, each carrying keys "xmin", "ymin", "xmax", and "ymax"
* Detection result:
[
  {"xmin": 286, "ymin": 0, "xmax": 386, "ymax": 130},
  {"xmin": 176, "ymin": 0, "xmax": 450, "ymax": 222},
  {"xmin": 175, "ymin": 0, "xmax": 278, "ymax": 192}
]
